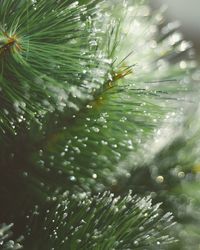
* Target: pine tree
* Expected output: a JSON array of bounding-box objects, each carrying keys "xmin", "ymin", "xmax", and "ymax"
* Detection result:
[{"xmin": 0, "ymin": 0, "xmax": 199, "ymax": 249}]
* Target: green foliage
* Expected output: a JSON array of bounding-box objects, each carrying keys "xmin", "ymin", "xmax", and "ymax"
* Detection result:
[
  {"xmin": 28, "ymin": 78, "xmax": 182, "ymax": 193},
  {"xmin": 24, "ymin": 191, "xmax": 175, "ymax": 250},
  {"xmin": 18, "ymin": 0, "xmax": 196, "ymax": 196},
  {"xmin": 0, "ymin": 0, "xmax": 109, "ymax": 135},
  {"xmin": 0, "ymin": 0, "xmax": 199, "ymax": 249},
  {"xmin": 115, "ymin": 100, "xmax": 200, "ymax": 249}
]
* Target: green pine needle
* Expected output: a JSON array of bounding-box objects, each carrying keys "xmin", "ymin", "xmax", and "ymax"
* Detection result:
[
  {"xmin": 0, "ymin": 0, "xmax": 109, "ymax": 135},
  {"xmin": 23, "ymin": 2, "xmax": 196, "ymax": 193},
  {"xmin": 0, "ymin": 1, "xmax": 199, "ymax": 249},
  {"xmin": 24, "ymin": 191, "xmax": 175, "ymax": 250}
]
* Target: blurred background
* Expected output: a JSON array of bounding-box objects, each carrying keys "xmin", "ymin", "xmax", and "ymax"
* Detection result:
[{"xmin": 150, "ymin": 0, "xmax": 200, "ymax": 56}]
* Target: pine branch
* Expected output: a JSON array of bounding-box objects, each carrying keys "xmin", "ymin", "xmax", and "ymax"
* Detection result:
[
  {"xmin": 115, "ymin": 93, "xmax": 200, "ymax": 249},
  {"xmin": 0, "ymin": 0, "xmax": 109, "ymax": 135},
  {"xmin": 0, "ymin": 1, "xmax": 199, "ymax": 249},
  {"xmin": 0, "ymin": 0, "xmax": 196, "ymax": 216},
  {"xmin": 19, "ymin": 3, "xmax": 196, "ymax": 195},
  {"xmin": 24, "ymin": 192, "xmax": 175, "ymax": 250}
]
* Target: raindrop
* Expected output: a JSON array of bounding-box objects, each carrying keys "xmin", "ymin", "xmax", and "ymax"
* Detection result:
[
  {"xmin": 156, "ymin": 176, "xmax": 164, "ymax": 183},
  {"xmin": 92, "ymin": 127, "xmax": 100, "ymax": 133},
  {"xmin": 92, "ymin": 173, "xmax": 97, "ymax": 179},
  {"xmin": 70, "ymin": 176, "xmax": 76, "ymax": 182}
]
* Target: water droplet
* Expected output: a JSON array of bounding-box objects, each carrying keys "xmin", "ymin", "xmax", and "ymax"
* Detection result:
[
  {"xmin": 70, "ymin": 176, "xmax": 76, "ymax": 182},
  {"xmin": 92, "ymin": 127, "xmax": 100, "ymax": 133},
  {"xmin": 92, "ymin": 174, "xmax": 97, "ymax": 179},
  {"xmin": 156, "ymin": 176, "xmax": 164, "ymax": 183}
]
